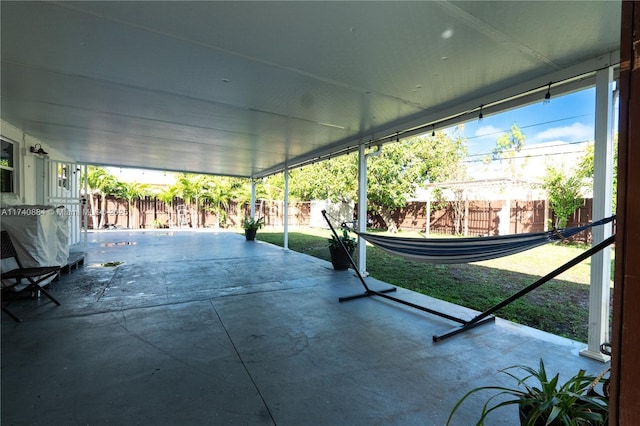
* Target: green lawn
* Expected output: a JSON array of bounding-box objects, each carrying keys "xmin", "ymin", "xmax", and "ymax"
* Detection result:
[{"xmin": 250, "ymin": 226, "xmax": 614, "ymax": 343}]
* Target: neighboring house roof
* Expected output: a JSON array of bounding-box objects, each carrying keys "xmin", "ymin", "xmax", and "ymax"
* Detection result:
[{"xmin": 414, "ymin": 141, "xmax": 591, "ymax": 201}]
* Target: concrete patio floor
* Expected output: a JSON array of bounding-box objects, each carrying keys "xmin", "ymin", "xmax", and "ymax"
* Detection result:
[{"xmin": 1, "ymin": 229, "xmax": 608, "ymax": 425}]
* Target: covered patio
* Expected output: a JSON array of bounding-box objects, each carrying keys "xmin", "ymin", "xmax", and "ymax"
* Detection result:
[
  {"xmin": 3, "ymin": 1, "xmax": 640, "ymax": 422},
  {"xmin": 2, "ymin": 229, "xmax": 607, "ymax": 425}
]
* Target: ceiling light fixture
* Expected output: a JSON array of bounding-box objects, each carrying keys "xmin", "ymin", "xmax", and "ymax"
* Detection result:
[{"xmin": 29, "ymin": 144, "xmax": 48, "ymax": 156}]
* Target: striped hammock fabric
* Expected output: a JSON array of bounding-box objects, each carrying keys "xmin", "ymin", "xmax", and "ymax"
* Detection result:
[{"xmin": 350, "ymin": 216, "xmax": 615, "ymax": 264}]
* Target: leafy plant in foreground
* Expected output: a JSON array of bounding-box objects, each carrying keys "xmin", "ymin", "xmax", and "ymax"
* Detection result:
[{"xmin": 447, "ymin": 359, "xmax": 608, "ymax": 426}]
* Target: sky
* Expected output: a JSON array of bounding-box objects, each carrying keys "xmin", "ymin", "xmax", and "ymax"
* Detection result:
[{"xmin": 454, "ymin": 87, "xmax": 597, "ymax": 160}]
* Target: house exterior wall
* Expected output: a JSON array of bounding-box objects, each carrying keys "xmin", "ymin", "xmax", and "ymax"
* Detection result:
[
  {"xmin": 1, "ymin": 119, "xmax": 74, "ymax": 207},
  {"xmin": 1, "ymin": 121, "xmax": 84, "ymax": 246}
]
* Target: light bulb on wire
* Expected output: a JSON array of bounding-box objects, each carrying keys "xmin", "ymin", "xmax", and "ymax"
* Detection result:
[{"xmin": 543, "ymin": 82, "xmax": 552, "ymax": 104}]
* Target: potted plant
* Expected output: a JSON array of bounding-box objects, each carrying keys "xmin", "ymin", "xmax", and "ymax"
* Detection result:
[
  {"xmin": 242, "ymin": 216, "xmax": 265, "ymax": 241},
  {"xmin": 446, "ymin": 359, "xmax": 609, "ymax": 426},
  {"xmin": 328, "ymin": 229, "xmax": 357, "ymax": 270}
]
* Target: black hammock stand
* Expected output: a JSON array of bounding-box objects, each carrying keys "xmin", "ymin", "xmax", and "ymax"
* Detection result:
[{"xmin": 321, "ymin": 210, "xmax": 616, "ymax": 342}]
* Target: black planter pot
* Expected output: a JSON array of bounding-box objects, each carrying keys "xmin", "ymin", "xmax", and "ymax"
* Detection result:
[
  {"xmin": 329, "ymin": 245, "xmax": 354, "ymax": 270},
  {"xmin": 245, "ymin": 229, "xmax": 257, "ymax": 241},
  {"xmin": 519, "ymin": 405, "xmax": 551, "ymax": 426},
  {"xmin": 518, "ymin": 401, "xmax": 607, "ymax": 426}
]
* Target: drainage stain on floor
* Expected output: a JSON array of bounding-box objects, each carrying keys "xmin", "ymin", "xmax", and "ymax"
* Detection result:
[
  {"xmin": 102, "ymin": 242, "xmax": 137, "ymax": 247},
  {"xmin": 98, "ymin": 261, "xmax": 124, "ymax": 267}
]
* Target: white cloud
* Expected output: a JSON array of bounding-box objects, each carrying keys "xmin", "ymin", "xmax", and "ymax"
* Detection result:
[
  {"xmin": 465, "ymin": 125, "xmax": 505, "ymax": 156},
  {"xmin": 533, "ymin": 122, "xmax": 593, "ymax": 143},
  {"xmin": 474, "ymin": 125, "xmax": 503, "ymax": 138}
]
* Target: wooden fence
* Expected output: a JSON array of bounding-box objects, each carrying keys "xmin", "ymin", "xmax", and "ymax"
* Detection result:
[
  {"xmin": 83, "ymin": 196, "xmax": 312, "ymax": 230},
  {"xmin": 84, "ymin": 195, "xmax": 599, "ymax": 242},
  {"xmin": 391, "ymin": 198, "xmax": 596, "ymax": 243}
]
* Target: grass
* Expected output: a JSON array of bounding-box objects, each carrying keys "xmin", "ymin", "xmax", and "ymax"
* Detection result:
[{"xmin": 250, "ymin": 226, "xmax": 614, "ymax": 343}]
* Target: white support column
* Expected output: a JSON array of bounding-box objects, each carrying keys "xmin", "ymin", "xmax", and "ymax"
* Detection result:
[
  {"xmin": 357, "ymin": 144, "xmax": 382, "ymax": 274},
  {"xmin": 357, "ymin": 144, "xmax": 368, "ymax": 275},
  {"xmin": 80, "ymin": 164, "xmax": 88, "ymax": 247},
  {"xmin": 284, "ymin": 169, "xmax": 289, "ymax": 250},
  {"xmin": 250, "ymin": 180, "xmax": 256, "ymax": 219},
  {"xmin": 580, "ymin": 67, "xmax": 614, "ymax": 362}
]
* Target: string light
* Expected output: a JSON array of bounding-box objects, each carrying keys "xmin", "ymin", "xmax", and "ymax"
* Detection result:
[
  {"xmin": 431, "ymin": 125, "xmax": 436, "ymax": 137},
  {"xmin": 544, "ymin": 82, "xmax": 552, "ymax": 104},
  {"xmin": 478, "ymin": 105, "xmax": 484, "ymax": 123}
]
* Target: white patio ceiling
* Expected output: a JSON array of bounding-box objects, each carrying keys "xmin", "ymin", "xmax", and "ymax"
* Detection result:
[{"xmin": 0, "ymin": 1, "xmax": 621, "ymax": 179}]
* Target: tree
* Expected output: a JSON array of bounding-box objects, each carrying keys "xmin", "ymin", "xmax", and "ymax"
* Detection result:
[
  {"xmin": 542, "ymin": 165, "xmax": 584, "ymax": 229},
  {"xmin": 229, "ymin": 178, "xmax": 271, "ymax": 219},
  {"xmin": 117, "ymin": 181, "xmax": 150, "ymax": 229},
  {"xmin": 84, "ymin": 166, "xmax": 120, "ymax": 229},
  {"xmin": 156, "ymin": 186, "xmax": 178, "ymax": 227},
  {"xmin": 366, "ymin": 143, "xmax": 423, "ymax": 232},
  {"xmin": 288, "ymin": 130, "xmax": 467, "ymax": 232},
  {"xmin": 249, "ymin": 175, "xmax": 281, "ymax": 201},
  {"xmin": 576, "ymin": 142, "xmax": 595, "ymax": 179},
  {"xmin": 492, "ymin": 123, "xmax": 526, "ymax": 158},
  {"xmin": 575, "ymin": 136, "xmax": 618, "ymax": 212},
  {"xmin": 288, "ymin": 154, "xmax": 357, "ymax": 203},
  {"xmin": 171, "ymin": 174, "xmax": 212, "ymax": 227},
  {"xmin": 366, "ymin": 130, "xmax": 467, "ymax": 232},
  {"xmin": 484, "ymin": 123, "xmax": 527, "ymax": 179},
  {"xmin": 203, "ymin": 177, "xmax": 243, "ymax": 227},
  {"xmin": 84, "ymin": 165, "xmax": 107, "ymax": 229}
]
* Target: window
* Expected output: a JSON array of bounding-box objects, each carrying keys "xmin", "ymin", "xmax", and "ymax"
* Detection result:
[
  {"xmin": 1, "ymin": 139, "xmax": 14, "ymax": 193},
  {"xmin": 58, "ymin": 164, "xmax": 69, "ymax": 190}
]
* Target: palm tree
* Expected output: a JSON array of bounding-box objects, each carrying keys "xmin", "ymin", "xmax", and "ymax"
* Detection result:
[
  {"xmin": 172, "ymin": 174, "xmax": 212, "ymax": 227},
  {"xmin": 235, "ymin": 178, "xmax": 269, "ymax": 218},
  {"xmin": 156, "ymin": 186, "xmax": 177, "ymax": 227},
  {"xmin": 84, "ymin": 166, "xmax": 120, "ymax": 229},
  {"xmin": 118, "ymin": 181, "xmax": 150, "ymax": 229},
  {"xmin": 203, "ymin": 177, "xmax": 243, "ymax": 228}
]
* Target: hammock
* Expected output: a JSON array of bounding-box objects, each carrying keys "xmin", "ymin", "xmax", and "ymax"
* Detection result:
[
  {"xmin": 349, "ymin": 215, "xmax": 616, "ymax": 264},
  {"xmin": 321, "ymin": 210, "xmax": 616, "ymax": 342}
]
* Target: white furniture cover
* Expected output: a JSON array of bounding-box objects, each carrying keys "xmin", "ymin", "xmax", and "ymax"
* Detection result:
[{"xmin": 1, "ymin": 204, "xmax": 70, "ymax": 268}]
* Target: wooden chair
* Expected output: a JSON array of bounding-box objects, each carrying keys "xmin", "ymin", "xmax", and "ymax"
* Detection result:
[{"xmin": 1, "ymin": 230, "xmax": 61, "ymax": 322}]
